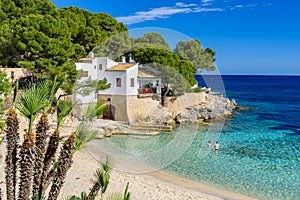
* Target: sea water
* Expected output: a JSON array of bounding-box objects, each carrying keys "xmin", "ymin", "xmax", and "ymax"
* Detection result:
[{"xmin": 89, "ymin": 76, "xmax": 300, "ymax": 200}]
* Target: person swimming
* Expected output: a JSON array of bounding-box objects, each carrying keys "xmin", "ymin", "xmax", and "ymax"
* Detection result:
[{"xmin": 207, "ymin": 140, "xmax": 212, "ymax": 148}]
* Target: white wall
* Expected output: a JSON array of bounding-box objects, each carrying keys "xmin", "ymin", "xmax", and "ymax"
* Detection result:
[
  {"xmin": 125, "ymin": 65, "xmax": 139, "ymax": 95},
  {"xmin": 100, "ymin": 71, "xmax": 127, "ymax": 95},
  {"xmin": 75, "ymin": 58, "xmax": 139, "ymax": 104}
]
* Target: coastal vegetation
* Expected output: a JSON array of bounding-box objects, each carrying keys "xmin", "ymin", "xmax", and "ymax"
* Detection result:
[
  {"xmin": 1, "ymin": 80, "xmax": 131, "ymax": 199},
  {"xmin": 0, "ymin": 71, "xmax": 11, "ymax": 138},
  {"xmin": 93, "ymin": 32, "xmax": 216, "ymax": 94},
  {"xmin": 0, "ymin": 0, "xmax": 126, "ymax": 93},
  {"xmin": 0, "ymin": 0, "xmax": 216, "ymax": 96}
]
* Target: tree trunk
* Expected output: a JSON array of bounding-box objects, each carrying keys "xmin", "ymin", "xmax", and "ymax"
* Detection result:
[
  {"xmin": 32, "ymin": 113, "xmax": 49, "ymax": 198},
  {"xmin": 18, "ymin": 135, "xmax": 35, "ymax": 200},
  {"xmin": 38, "ymin": 129, "xmax": 60, "ymax": 197},
  {"xmin": 5, "ymin": 109, "xmax": 19, "ymax": 200},
  {"xmin": 48, "ymin": 134, "xmax": 76, "ymax": 200},
  {"xmin": 86, "ymin": 183, "xmax": 101, "ymax": 200}
]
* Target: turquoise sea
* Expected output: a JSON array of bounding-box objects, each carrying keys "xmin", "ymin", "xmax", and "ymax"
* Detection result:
[{"xmin": 89, "ymin": 76, "xmax": 300, "ymax": 200}]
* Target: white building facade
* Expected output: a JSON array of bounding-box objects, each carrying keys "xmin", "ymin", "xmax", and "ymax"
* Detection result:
[{"xmin": 75, "ymin": 57, "xmax": 141, "ymax": 104}]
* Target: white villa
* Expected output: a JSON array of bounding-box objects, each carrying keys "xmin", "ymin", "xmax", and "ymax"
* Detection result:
[{"xmin": 74, "ymin": 56, "xmax": 162, "ymax": 121}]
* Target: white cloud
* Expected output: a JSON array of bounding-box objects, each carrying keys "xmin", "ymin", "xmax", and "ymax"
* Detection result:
[
  {"xmin": 176, "ymin": 2, "xmax": 198, "ymax": 7},
  {"xmin": 230, "ymin": 3, "xmax": 259, "ymax": 10},
  {"xmin": 116, "ymin": 1, "xmax": 270, "ymax": 25},
  {"xmin": 194, "ymin": 7, "xmax": 224, "ymax": 12},
  {"xmin": 117, "ymin": 2, "xmax": 222, "ymax": 25},
  {"xmin": 201, "ymin": 0, "xmax": 214, "ymax": 3}
]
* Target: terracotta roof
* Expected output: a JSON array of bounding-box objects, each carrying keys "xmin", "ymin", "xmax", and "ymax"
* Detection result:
[
  {"xmin": 106, "ymin": 63, "xmax": 136, "ymax": 71},
  {"xmin": 138, "ymin": 68, "xmax": 157, "ymax": 78},
  {"xmin": 77, "ymin": 58, "xmax": 96, "ymax": 63}
]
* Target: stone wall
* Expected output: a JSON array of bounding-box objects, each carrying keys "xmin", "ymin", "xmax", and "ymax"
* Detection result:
[
  {"xmin": 80, "ymin": 92, "xmax": 236, "ymax": 124},
  {"xmin": 0, "ymin": 68, "xmax": 31, "ymax": 81},
  {"xmin": 163, "ymin": 92, "xmax": 206, "ymax": 119}
]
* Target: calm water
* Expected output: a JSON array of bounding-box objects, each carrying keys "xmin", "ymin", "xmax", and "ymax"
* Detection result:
[{"xmin": 90, "ymin": 76, "xmax": 300, "ymax": 200}]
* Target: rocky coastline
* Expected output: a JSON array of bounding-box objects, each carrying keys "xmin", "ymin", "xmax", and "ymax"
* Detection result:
[
  {"xmin": 126, "ymin": 89, "xmax": 237, "ymax": 125},
  {"xmin": 81, "ymin": 89, "xmax": 238, "ymax": 139}
]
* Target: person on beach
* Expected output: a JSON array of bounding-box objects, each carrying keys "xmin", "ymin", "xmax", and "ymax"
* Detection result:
[{"xmin": 214, "ymin": 141, "xmax": 219, "ymax": 155}]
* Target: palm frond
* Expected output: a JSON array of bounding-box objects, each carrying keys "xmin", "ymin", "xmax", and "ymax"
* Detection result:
[
  {"xmin": 95, "ymin": 168, "xmax": 110, "ymax": 195},
  {"xmin": 107, "ymin": 192, "xmax": 123, "ymax": 200},
  {"xmin": 56, "ymin": 100, "xmax": 75, "ymax": 128},
  {"xmin": 16, "ymin": 84, "xmax": 49, "ymax": 118},
  {"xmin": 43, "ymin": 78, "xmax": 62, "ymax": 113},
  {"xmin": 84, "ymin": 101, "xmax": 107, "ymax": 121},
  {"xmin": 74, "ymin": 125, "xmax": 97, "ymax": 153},
  {"xmin": 103, "ymin": 158, "xmax": 112, "ymax": 173},
  {"xmin": 64, "ymin": 192, "xmax": 88, "ymax": 200},
  {"xmin": 16, "ymin": 83, "xmax": 51, "ymax": 133},
  {"xmin": 123, "ymin": 182, "xmax": 130, "ymax": 200}
]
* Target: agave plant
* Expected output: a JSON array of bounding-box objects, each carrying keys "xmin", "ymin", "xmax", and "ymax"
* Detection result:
[
  {"xmin": 39, "ymin": 100, "xmax": 75, "ymax": 197},
  {"xmin": 16, "ymin": 83, "xmax": 50, "ymax": 200}
]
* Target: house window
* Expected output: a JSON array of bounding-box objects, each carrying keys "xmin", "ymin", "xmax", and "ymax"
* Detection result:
[
  {"xmin": 99, "ymin": 64, "xmax": 102, "ymax": 70},
  {"xmin": 82, "ymin": 71, "xmax": 88, "ymax": 77},
  {"xmin": 116, "ymin": 78, "xmax": 121, "ymax": 87},
  {"xmin": 130, "ymin": 78, "xmax": 134, "ymax": 87}
]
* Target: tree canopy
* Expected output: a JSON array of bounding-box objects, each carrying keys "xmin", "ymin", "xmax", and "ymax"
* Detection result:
[
  {"xmin": 125, "ymin": 48, "xmax": 197, "ymax": 91},
  {"xmin": 0, "ymin": 0, "xmax": 217, "ymax": 94},
  {"xmin": 174, "ymin": 39, "xmax": 216, "ymax": 71},
  {"xmin": 0, "ymin": 0, "xmax": 126, "ymax": 93},
  {"xmin": 131, "ymin": 32, "xmax": 170, "ymax": 51}
]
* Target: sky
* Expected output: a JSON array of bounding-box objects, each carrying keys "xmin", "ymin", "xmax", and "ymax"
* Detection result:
[{"xmin": 51, "ymin": 0, "xmax": 300, "ymax": 75}]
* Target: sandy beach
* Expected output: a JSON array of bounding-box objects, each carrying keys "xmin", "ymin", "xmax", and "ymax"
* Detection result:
[
  {"xmin": 0, "ymin": 140, "xmax": 258, "ymax": 200},
  {"xmin": 0, "ymin": 116, "xmax": 258, "ymax": 200}
]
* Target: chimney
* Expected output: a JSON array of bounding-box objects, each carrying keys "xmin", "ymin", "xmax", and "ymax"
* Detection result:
[
  {"xmin": 88, "ymin": 52, "xmax": 94, "ymax": 58},
  {"xmin": 121, "ymin": 56, "xmax": 126, "ymax": 63},
  {"xmin": 129, "ymin": 53, "xmax": 134, "ymax": 63}
]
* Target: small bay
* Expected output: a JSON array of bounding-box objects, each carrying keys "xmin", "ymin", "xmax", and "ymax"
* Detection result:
[{"xmin": 90, "ymin": 75, "xmax": 300, "ymax": 200}]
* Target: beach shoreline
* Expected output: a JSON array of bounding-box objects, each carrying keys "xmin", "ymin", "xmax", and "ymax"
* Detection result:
[
  {"xmin": 67, "ymin": 145, "xmax": 259, "ymax": 200},
  {"xmin": 1, "ymin": 136, "xmax": 258, "ymax": 200}
]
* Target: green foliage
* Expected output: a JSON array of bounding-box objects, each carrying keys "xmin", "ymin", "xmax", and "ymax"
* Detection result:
[
  {"xmin": 193, "ymin": 87, "xmax": 202, "ymax": 93},
  {"xmin": 75, "ymin": 77, "xmax": 111, "ymax": 96},
  {"xmin": 66, "ymin": 192, "xmax": 89, "ymax": 200},
  {"xmin": 96, "ymin": 78, "xmax": 111, "ymax": 92},
  {"xmin": 93, "ymin": 31, "xmax": 131, "ymax": 61},
  {"xmin": 0, "ymin": 70, "xmax": 11, "ymax": 132},
  {"xmin": 123, "ymin": 182, "xmax": 130, "ymax": 200},
  {"xmin": 174, "ymin": 40, "xmax": 216, "ymax": 71},
  {"xmin": 84, "ymin": 100, "xmax": 108, "ymax": 121},
  {"xmin": 96, "ymin": 168, "xmax": 110, "ymax": 195},
  {"xmin": 74, "ymin": 125, "xmax": 97, "ymax": 153},
  {"xmin": 16, "ymin": 82, "xmax": 51, "ymax": 133},
  {"xmin": 131, "ymin": 32, "xmax": 170, "ymax": 51},
  {"xmin": 0, "ymin": 0, "xmax": 127, "ymax": 94},
  {"xmin": 107, "ymin": 193, "xmax": 123, "ymax": 200},
  {"xmin": 56, "ymin": 100, "xmax": 75, "ymax": 128},
  {"xmin": 126, "ymin": 48, "xmax": 197, "ymax": 92}
]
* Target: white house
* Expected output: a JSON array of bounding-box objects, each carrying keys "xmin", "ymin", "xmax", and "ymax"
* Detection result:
[{"xmin": 74, "ymin": 57, "xmax": 161, "ymax": 104}]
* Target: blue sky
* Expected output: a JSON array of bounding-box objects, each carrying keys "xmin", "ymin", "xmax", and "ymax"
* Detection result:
[{"xmin": 52, "ymin": 0, "xmax": 300, "ymax": 75}]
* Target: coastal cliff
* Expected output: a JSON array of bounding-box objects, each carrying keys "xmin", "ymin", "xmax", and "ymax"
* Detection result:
[{"xmin": 127, "ymin": 91, "xmax": 237, "ymax": 124}]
